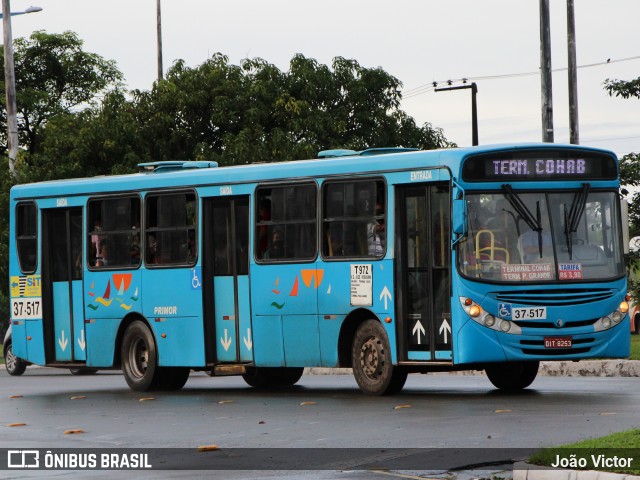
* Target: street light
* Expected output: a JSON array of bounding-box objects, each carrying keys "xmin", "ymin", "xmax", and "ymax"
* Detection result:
[{"xmin": 1, "ymin": 2, "xmax": 42, "ymax": 178}]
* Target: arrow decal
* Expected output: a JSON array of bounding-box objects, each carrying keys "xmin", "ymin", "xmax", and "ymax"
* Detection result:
[
  {"xmin": 439, "ymin": 319, "xmax": 451, "ymax": 344},
  {"xmin": 220, "ymin": 329, "xmax": 232, "ymax": 351},
  {"xmin": 243, "ymin": 328, "xmax": 253, "ymax": 351},
  {"xmin": 58, "ymin": 330, "xmax": 68, "ymax": 351},
  {"xmin": 77, "ymin": 331, "xmax": 86, "ymax": 351},
  {"xmin": 379, "ymin": 286, "xmax": 392, "ymax": 310},
  {"xmin": 412, "ymin": 320, "xmax": 426, "ymax": 344}
]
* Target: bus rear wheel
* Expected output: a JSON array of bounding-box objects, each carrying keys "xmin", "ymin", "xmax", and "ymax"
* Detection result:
[
  {"xmin": 485, "ymin": 361, "xmax": 539, "ymax": 391},
  {"xmin": 242, "ymin": 367, "xmax": 304, "ymax": 388},
  {"xmin": 352, "ymin": 320, "xmax": 407, "ymax": 396},
  {"xmin": 4, "ymin": 342, "xmax": 27, "ymax": 376},
  {"xmin": 121, "ymin": 320, "xmax": 160, "ymax": 392}
]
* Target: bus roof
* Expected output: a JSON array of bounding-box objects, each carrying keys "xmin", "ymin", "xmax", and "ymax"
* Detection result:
[{"xmin": 10, "ymin": 143, "xmax": 618, "ymax": 200}]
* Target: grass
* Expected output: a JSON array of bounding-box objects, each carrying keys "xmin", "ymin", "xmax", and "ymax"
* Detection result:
[
  {"xmin": 631, "ymin": 334, "xmax": 640, "ymax": 360},
  {"xmin": 529, "ymin": 429, "xmax": 640, "ymax": 474}
]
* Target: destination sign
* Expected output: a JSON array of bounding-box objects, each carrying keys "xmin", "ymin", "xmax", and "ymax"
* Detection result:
[{"xmin": 462, "ymin": 150, "xmax": 617, "ymax": 181}]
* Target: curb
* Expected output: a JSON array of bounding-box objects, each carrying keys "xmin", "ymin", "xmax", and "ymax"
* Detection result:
[
  {"xmin": 304, "ymin": 360, "xmax": 640, "ymax": 377},
  {"xmin": 513, "ymin": 462, "xmax": 640, "ymax": 480}
]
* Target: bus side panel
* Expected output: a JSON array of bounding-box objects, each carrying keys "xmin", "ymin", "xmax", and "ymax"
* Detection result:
[
  {"xmin": 11, "ymin": 321, "xmax": 28, "ymax": 359},
  {"xmin": 142, "ymin": 268, "xmax": 205, "ymax": 367},
  {"xmin": 282, "ymin": 315, "xmax": 320, "ymax": 366},
  {"xmin": 318, "ymin": 316, "xmax": 343, "ymax": 367},
  {"xmin": 85, "ymin": 319, "xmax": 120, "ymax": 367},
  {"xmin": 155, "ymin": 317, "xmax": 205, "ymax": 366},
  {"xmin": 25, "ymin": 320, "xmax": 46, "ymax": 365},
  {"xmin": 252, "ymin": 315, "xmax": 285, "ymax": 367},
  {"xmin": 213, "ymin": 276, "xmax": 237, "ymax": 362},
  {"xmin": 72, "ymin": 280, "xmax": 86, "ymax": 361},
  {"xmin": 53, "ymin": 282, "xmax": 72, "ymax": 361}
]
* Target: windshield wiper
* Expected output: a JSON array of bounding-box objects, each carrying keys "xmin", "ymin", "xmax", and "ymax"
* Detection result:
[
  {"xmin": 502, "ymin": 185, "xmax": 544, "ymax": 259},
  {"xmin": 563, "ymin": 183, "xmax": 591, "ymax": 259}
]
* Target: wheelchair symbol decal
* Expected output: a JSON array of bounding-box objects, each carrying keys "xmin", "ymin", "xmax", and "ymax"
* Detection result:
[
  {"xmin": 498, "ymin": 303, "xmax": 512, "ymax": 318},
  {"xmin": 191, "ymin": 267, "xmax": 202, "ymax": 289}
]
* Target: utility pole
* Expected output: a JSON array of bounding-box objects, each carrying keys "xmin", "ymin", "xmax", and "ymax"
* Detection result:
[
  {"xmin": 567, "ymin": 0, "xmax": 579, "ymax": 144},
  {"xmin": 434, "ymin": 82, "xmax": 479, "ymax": 146},
  {"xmin": 2, "ymin": 0, "xmax": 18, "ymax": 177},
  {"xmin": 539, "ymin": 0, "xmax": 554, "ymax": 143},
  {"xmin": 157, "ymin": 0, "xmax": 163, "ymax": 81}
]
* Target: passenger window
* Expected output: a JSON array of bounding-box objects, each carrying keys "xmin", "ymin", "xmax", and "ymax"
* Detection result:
[
  {"xmin": 256, "ymin": 184, "xmax": 317, "ymax": 262},
  {"xmin": 16, "ymin": 203, "xmax": 38, "ymax": 273},
  {"xmin": 145, "ymin": 192, "xmax": 197, "ymax": 266},
  {"xmin": 322, "ymin": 179, "xmax": 386, "ymax": 259},
  {"xmin": 88, "ymin": 196, "xmax": 141, "ymax": 269}
]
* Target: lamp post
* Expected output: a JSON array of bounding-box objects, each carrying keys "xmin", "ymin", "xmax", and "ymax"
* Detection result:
[
  {"xmin": 435, "ymin": 82, "xmax": 479, "ymax": 146},
  {"xmin": 1, "ymin": 2, "xmax": 42, "ymax": 178},
  {"xmin": 157, "ymin": 0, "xmax": 163, "ymax": 81}
]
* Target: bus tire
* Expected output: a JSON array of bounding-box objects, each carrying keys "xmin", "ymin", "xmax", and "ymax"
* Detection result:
[
  {"xmin": 485, "ymin": 361, "xmax": 539, "ymax": 391},
  {"xmin": 156, "ymin": 367, "xmax": 190, "ymax": 391},
  {"xmin": 242, "ymin": 367, "xmax": 304, "ymax": 388},
  {"xmin": 272, "ymin": 367, "xmax": 304, "ymax": 387},
  {"xmin": 121, "ymin": 320, "xmax": 160, "ymax": 392},
  {"xmin": 351, "ymin": 319, "xmax": 408, "ymax": 396},
  {"xmin": 4, "ymin": 342, "xmax": 27, "ymax": 376}
]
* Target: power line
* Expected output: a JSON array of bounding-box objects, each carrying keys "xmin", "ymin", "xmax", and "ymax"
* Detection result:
[{"xmin": 402, "ymin": 55, "xmax": 640, "ymax": 99}]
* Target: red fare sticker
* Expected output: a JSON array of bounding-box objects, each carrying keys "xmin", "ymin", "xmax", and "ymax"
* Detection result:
[{"xmin": 559, "ymin": 263, "xmax": 582, "ymax": 280}]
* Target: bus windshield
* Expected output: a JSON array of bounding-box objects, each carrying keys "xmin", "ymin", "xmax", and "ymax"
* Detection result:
[{"xmin": 457, "ymin": 189, "xmax": 624, "ymax": 282}]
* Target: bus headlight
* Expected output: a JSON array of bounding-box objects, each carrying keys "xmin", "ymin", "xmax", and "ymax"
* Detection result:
[
  {"xmin": 500, "ymin": 320, "xmax": 512, "ymax": 332},
  {"xmin": 611, "ymin": 311, "xmax": 622, "ymax": 324},
  {"xmin": 594, "ymin": 306, "xmax": 628, "ymax": 332},
  {"xmin": 459, "ymin": 297, "xmax": 521, "ymax": 335}
]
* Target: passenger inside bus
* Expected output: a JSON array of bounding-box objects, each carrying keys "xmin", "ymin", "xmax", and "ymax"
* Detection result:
[
  {"xmin": 367, "ymin": 202, "xmax": 385, "ymax": 255},
  {"xmin": 264, "ymin": 228, "xmax": 285, "ymax": 259},
  {"xmin": 95, "ymin": 240, "xmax": 109, "ymax": 267}
]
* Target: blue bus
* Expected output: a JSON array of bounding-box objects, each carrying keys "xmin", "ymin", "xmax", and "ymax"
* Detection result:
[{"xmin": 8, "ymin": 143, "xmax": 630, "ymax": 395}]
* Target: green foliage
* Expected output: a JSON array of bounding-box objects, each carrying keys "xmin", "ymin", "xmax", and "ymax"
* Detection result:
[
  {"xmin": 0, "ymin": 31, "xmax": 123, "ymax": 160},
  {"xmin": 604, "ymin": 77, "xmax": 640, "ymax": 100}
]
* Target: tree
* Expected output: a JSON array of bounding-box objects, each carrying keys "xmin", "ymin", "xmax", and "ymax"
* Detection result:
[
  {"xmin": 0, "ymin": 30, "xmax": 123, "ymax": 159},
  {"xmin": 120, "ymin": 53, "xmax": 453, "ymax": 169},
  {"xmin": 605, "ymin": 76, "xmax": 640, "ymax": 300}
]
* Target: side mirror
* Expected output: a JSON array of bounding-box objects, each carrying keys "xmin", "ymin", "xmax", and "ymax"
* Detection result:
[
  {"xmin": 621, "ymin": 198, "xmax": 630, "ymax": 254},
  {"xmin": 452, "ymin": 198, "xmax": 467, "ymax": 235}
]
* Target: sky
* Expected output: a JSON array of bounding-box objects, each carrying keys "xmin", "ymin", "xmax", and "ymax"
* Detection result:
[{"xmin": 6, "ymin": 0, "xmax": 640, "ymax": 158}]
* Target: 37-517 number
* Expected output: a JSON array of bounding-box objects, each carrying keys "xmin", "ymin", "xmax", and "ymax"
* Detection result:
[
  {"xmin": 12, "ymin": 298, "xmax": 41, "ymax": 319},
  {"xmin": 512, "ymin": 307, "xmax": 547, "ymax": 320}
]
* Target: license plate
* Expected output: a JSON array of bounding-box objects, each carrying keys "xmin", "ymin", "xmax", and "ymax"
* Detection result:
[
  {"xmin": 512, "ymin": 307, "xmax": 547, "ymax": 320},
  {"xmin": 544, "ymin": 337, "xmax": 572, "ymax": 349}
]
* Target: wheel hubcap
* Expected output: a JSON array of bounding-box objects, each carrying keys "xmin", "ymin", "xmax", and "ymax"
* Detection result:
[
  {"xmin": 6, "ymin": 347, "xmax": 17, "ymax": 371},
  {"xmin": 129, "ymin": 338, "xmax": 148, "ymax": 379},
  {"xmin": 360, "ymin": 336, "xmax": 385, "ymax": 380}
]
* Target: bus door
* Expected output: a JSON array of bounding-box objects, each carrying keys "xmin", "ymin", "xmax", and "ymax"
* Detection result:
[
  {"xmin": 203, "ymin": 196, "xmax": 251, "ymax": 364},
  {"xmin": 41, "ymin": 208, "xmax": 85, "ymax": 363},
  {"xmin": 395, "ymin": 184, "xmax": 452, "ymax": 362}
]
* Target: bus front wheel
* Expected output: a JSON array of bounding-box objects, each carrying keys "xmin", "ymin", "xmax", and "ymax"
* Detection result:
[
  {"xmin": 485, "ymin": 361, "xmax": 539, "ymax": 391},
  {"xmin": 351, "ymin": 320, "xmax": 407, "ymax": 396},
  {"xmin": 121, "ymin": 320, "xmax": 160, "ymax": 391}
]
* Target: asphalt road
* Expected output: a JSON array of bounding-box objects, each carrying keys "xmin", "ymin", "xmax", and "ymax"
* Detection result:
[{"xmin": 1, "ymin": 369, "xmax": 639, "ymax": 479}]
